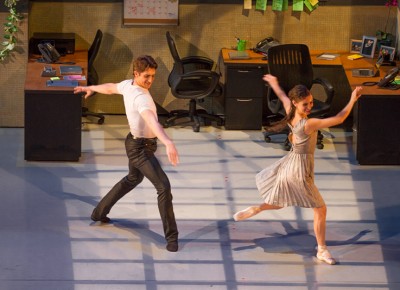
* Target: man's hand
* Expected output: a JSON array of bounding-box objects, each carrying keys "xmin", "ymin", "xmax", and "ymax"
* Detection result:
[
  {"xmin": 165, "ymin": 142, "xmax": 179, "ymax": 166},
  {"xmin": 74, "ymin": 86, "xmax": 94, "ymax": 99}
]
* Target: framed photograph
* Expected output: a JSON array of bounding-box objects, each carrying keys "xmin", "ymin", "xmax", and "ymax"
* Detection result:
[
  {"xmin": 350, "ymin": 39, "xmax": 362, "ymax": 53},
  {"xmin": 378, "ymin": 45, "xmax": 396, "ymax": 62},
  {"xmin": 360, "ymin": 36, "xmax": 377, "ymax": 58}
]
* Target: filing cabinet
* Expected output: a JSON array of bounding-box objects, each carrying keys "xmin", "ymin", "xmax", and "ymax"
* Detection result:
[{"xmin": 224, "ymin": 65, "xmax": 266, "ymax": 130}]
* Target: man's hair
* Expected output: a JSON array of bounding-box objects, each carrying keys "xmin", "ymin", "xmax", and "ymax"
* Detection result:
[{"xmin": 133, "ymin": 55, "xmax": 158, "ymax": 73}]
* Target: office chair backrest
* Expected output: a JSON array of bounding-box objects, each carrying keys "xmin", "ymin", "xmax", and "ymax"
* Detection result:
[
  {"xmin": 166, "ymin": 31, "xmax": 182, "ymax": 64},
  {"xmin": 88, "ymin": 29, "xmax": 103, "ymax": 86},
  {"xmin": 88, "ymin": 29, "xmax": 103, "ymax": 71},
  {"xmin": 267, "ymin": 44, "xmax": 314, "ymax": 114},
  {"xmin": 267, "ymin": 44, "xmax": 314, "ymax": 93},
  {"xmin": 166, "ymin": 31, "xmax": 185, "ymax": 87}
]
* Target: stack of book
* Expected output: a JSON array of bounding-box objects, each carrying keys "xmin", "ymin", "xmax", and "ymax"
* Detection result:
[{"xmin": 59, "ymin": 65, "xmax": 83, "ymax": 75}]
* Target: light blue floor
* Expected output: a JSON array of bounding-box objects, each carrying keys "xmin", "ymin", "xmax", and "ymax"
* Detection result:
[{"xmin": 1, "ymin": 116, "xmax": 399, "ymax": 290}]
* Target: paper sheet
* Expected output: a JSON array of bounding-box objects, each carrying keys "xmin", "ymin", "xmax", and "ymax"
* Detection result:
[
  {"xmin": 244, "ymin": 0, "xmax": 252, "ymax": 10},
  {"xmin": 293, "ymin": 0, "xmax": 304, "ymax": 11},
  {"xmin": 304, "ymin": 0, "xmax": 318, "ymax": 12},
  {"xmin": 272, "ymin": 0, "xmax": 283, "ymax": 11},
  {"xmin": 124, "ymin": 0, "xmax": 179, "ymax": 25},
  {"xmin": 256, "ymin": 0, "xmax": 267, "ymax": 11}
]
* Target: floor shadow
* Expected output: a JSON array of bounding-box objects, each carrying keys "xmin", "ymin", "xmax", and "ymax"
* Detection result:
[{"xmin": 233, "ymin": 221, "xmax": 372, "ymax": 259}]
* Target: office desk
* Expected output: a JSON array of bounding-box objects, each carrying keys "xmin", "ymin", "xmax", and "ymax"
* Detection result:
[
  {"xmin": 340, "ymin": 56, "xmax": 400, "ymax": 165},
  {"xmin": 221, "ymin": 48, "xmax": 400, "ymax": 165},
  {"xmin": 220, "ymin": 49, "xmax": 347, "ymax": 130},
  {"xmin": 24, "ymin": 51, "xmax": 87, "ymax": 161}
]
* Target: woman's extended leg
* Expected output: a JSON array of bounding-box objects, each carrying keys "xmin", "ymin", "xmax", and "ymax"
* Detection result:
[
  {"xmin": 233, "ymin": 203, "xmax": 282, "ymax": 221},
  {"xmin": 313, "ymin": 205, "xmax": 336, "ymax": 265}
]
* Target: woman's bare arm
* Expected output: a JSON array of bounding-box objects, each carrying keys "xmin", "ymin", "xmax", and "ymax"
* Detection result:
[
  {"xmin": 263, "ymin": 74, "xmax": 292, "ymax": 115},
  {"xmin": 305, "ymin": 86, "xmax": 363, "ymax": 134}
]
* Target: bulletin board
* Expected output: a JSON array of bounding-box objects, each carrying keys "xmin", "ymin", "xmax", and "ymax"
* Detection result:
[{"xmin": 123, "ymin": 0, "xmax": 179, "ymax": 26}]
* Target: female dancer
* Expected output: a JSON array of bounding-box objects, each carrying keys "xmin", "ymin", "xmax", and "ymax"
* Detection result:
[{"xmin": 233, "ymin": 74, "xmax": 363, "ymax": 265}]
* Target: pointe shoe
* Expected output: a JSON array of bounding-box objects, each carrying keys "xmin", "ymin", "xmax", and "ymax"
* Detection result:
[
  {"xmin": 233, "ymin": 206, "xmax": 260, "ymax": 221},
  {"xmin": 316, "ymin": 246, "xmax": 336, "ymax": 265}
]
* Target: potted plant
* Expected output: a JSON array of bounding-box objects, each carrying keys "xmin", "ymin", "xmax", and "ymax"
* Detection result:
[
  {"xmin": 376, "ymin": 0, "xmax": 398, "ymax": 49},
  {"xmin": 0, "ymin": 0, "xmax": 23, "ymax": 62}
]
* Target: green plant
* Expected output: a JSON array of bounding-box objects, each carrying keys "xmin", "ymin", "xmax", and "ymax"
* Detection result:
[
  {"xmin": 376, "ymin": 0, "xmax": 398, "ymax": 42},
  {"xmin": 0, "ymin": 0, "xmax": 23, "ymax": 62}
]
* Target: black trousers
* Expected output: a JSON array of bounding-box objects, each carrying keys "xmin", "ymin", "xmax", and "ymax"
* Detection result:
[{"xmin": 92, "ymin": 132, "xmax": 178, "ymax": 243}]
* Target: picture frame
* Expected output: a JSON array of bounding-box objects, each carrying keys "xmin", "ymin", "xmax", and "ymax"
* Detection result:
[
  {"xmin": 360, "ymin": 36, "xmax": 377, "ymax": 58},
  {"xmin": 378, "ymin": 45, "xmax": 396, "ymax": 62},
  {"xmin": 350, "ymin": 39, "xmax": 362, "ymax": 53}
]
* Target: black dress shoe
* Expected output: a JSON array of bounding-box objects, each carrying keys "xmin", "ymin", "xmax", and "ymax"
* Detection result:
[
  {"xmin": 91, "ymin": 214, "xmax": 111, "ymax": 223},
  {"xmin": 166, "ymin": 241, "xmax": 178, "ymax": 252}
]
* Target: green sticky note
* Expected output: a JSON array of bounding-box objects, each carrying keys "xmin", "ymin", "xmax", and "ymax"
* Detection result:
[
  {"xmin": 256, "ymin": 0, "xmax": 267, "ymax": 11},
  {"xmin": 272, "ymin": 0, "xmax": 283, "ymax": 11},
  {"xmin": 283, "ymin": 0, "xmax": 288, "ymax": 10},
  {"xmin": 304, "ymin": 0, "xmax": 318, "ymax": 12},
  {"xmin": 293, "ymin": 0, "xmax": 303, "ymax": 11},
  {"xmin": 50, "ymin": 77, "xmax": 60, "ymax": 81}
]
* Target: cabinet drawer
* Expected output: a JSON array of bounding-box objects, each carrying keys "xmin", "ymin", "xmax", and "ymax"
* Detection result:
[
  {"xmin": 225, "ymin": 97, "xmax": 263, "ymax": 130},
  {"xmin": 226, "ymin": 66, "xmax": 265, "ymax": 98}
]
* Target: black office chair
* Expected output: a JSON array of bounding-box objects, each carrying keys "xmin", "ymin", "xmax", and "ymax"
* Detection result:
[
  {"xmin": 164, "ymin": 31, "xmax": 224, "ymax": 132},
  {"xmin": 82, "ymin": 29, "xmax": 105, "ymax": 125},
  {"xmin": 264, "ymin": 44, "xmax": 334, "ymax": 150}
]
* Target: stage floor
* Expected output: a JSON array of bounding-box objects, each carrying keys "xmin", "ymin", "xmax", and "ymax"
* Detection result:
[{"xmin": 1, "ymin": 116, "xmax": 399, "ymax": 289}]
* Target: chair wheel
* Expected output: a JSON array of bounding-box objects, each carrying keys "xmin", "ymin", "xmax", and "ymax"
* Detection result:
[
  {"xmin": 284, "ymin": 144, "xmax": 291, "ymax": 151},
  {"xmin": 264, "ymin": 136, "xmax": 271, "ymax": 143},
  {"xmin": 317, "ymin": 143, "xmax": 324, "ymax": 149},
  {"xmin": 203, "ymin": 118, "xmax": 211, "ymax": 126},
  {"xmin": 193, "ymin": 125, "xmax": 200, "ymax": 132},
  {"xmin": 97, "ymin": 118, "xmax": 104, "ymax": 125}
]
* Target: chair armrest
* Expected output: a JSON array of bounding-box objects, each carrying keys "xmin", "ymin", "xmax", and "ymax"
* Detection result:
[
  {"xmin": 170, "ymin": 70, "xmax": 220, "ymax": 99},
  {"xmin": 266, "ymin": 87, "xmax": 284, "ymax": 115},
  {"xmin": 181, "ymin": 56, "xmax": 214, "ymax": 70},
  {"xmin": 313, "ymin": 77, "xmax": 335, "ymax": 105}
]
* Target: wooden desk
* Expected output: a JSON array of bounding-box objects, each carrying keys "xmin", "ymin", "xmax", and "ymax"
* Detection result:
[
  {"xmin": 340, "ymin": 56, "xmax": 400, "ymax": 165},
  {"xmin": 24, "ymin": 51, "xmax": 87, "ymax": 161},
  {"xmin": 221, "ymin": 48, "xmax": 400, "ymax": 165},
  {"xmin": 220, "ymin": 49, "xmax": 349, "ymax": 130}
]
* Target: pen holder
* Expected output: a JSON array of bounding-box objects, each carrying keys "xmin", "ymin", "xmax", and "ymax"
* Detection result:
[{"xmin": 237, "ymin": 40, "xmax": 247, "ymax": 51}]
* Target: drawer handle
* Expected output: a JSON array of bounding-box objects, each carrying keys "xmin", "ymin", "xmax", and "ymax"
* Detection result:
[
  {"xmin": 236, "ymin": 99, "xmax": 253, "ymax": 102},
  {"xmin": 237, "ymin": 70, "xmax": 251, "ymax": 73}
]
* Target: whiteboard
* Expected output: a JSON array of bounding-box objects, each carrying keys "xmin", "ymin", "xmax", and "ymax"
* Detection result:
[{"xmin": 123, "ymin": 0, "xmax": 179, "ymax": 26}]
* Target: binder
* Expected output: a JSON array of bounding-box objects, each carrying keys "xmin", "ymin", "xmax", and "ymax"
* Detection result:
[
  {"xmin": 59, "ymin": 65, "xmax": 83, "ymax": 75},
  {"xmin": 46, "ymin": 80, "xmax": 79, "ymax": 87}
]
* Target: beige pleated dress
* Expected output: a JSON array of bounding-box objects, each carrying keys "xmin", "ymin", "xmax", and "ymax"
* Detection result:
[{"xmin": 256, "ymin": 118, "xmax": 325, "ymax": 208}]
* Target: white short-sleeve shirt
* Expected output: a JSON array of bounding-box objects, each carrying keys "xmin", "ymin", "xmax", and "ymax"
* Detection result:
[{"xmin": 117, "ymin": 79, "xmax": 157, "ymax": 138}]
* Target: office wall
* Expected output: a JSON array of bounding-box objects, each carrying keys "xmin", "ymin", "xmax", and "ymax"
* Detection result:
[
  {"xmin": 0, "ymin": 3, "xmax": 397, "ymax": 126},
  {"xmin": 0, "ymin": 13, "xmax": 28, "ymax": 127}
]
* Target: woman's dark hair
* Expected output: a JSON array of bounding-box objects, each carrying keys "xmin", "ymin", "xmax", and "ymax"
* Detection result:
[
  {"xmin": 133, "ymin": 55, "xmax": 158, "ymax": 73},
  {"xmin": 265, "ymin": 84, "xmax": 311, "ymax": 132}
]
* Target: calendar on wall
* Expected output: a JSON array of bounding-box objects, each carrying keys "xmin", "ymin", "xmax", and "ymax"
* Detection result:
[{"xmin": 123, "ymin": 0, "xmax": 179, "ymax": 26}]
